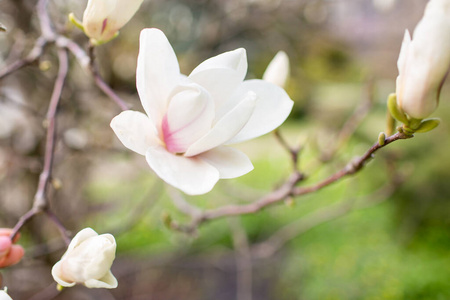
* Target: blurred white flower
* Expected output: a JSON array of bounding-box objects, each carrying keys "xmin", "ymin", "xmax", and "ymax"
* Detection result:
[
  {"xmin": 396, "ymin": 0, "xmax": 450, "ymax": 119},
  {"xmin": 262, "ymin": 51, "xmax": 290, "ymax": 88},
  {"xmin": 111, "ymin": 28, "xmax": 294, "ymax": 195},
  {"xmin": 81, "ymin": 0, "xmax": 143, "ymax": 44},
  {"xmin": 0, "ymin": 288, "xmax": 12, "ymax": 300},
  {"xmin": 51, "ymin": 228, "xmax": 117, "ymax": 289}
]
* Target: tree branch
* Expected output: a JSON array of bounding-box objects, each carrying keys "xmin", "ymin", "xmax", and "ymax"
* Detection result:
[
  {"xmin": 171, "ymin": 132, "xmax": 411, "ymax": 232},
  {"xmin": 10, "ymin": 48, "xmax": 69, "ymax": 242}
]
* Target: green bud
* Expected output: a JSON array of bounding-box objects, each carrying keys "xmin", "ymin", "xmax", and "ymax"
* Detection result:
[
  {"xmin": 414, "ymin": 118, "xmax": 440, "ymax": 133},
  {"xmin": 387, "ymin": 93, "xmax": 409, "ymax": 124},
  {"xmin": 378, "ymin": 132, "xmax": 386, "ymax": 146},
  {"xmin": 57, "ymin": 284, "xmax": 64, "ymax": 291}
]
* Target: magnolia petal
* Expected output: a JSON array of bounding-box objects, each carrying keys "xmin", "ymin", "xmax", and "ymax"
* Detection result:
[
  {"xmin": 188, "ymin": 48, "xmax": 247, "ymax": 107},
  {"xmin": 226, "ymin": 80, "xmax": 293, "ymax": 144},
  {"xmin": 84, "ymin": 271, "xmax": 118, "ymax": 289},
  {"xmin": 136, "ymin": 28, "xmax": 181, "ymax": 126},
  {"xmin": 145, "ymin": 146, "xmax": 219, "ymax": 195},
  {"xmin": 198, "ymin": 146, "xmax": 253, "ymax": 179},
  {"xmin": 397, "ymin": 30, "xmax": 411, "ymax": 74},
  {"xmin": 184, "ymin": 91, "xmax": 257, "ymax": 157},
  {"xmin": 0, "ymin": 236, "xmax": 11, "ymax": 256},
  {"xmin": 110, "ymin": 110, "xmax": 160, "ymax": 156},
  {"xmin": 263, "ymin": 51, "xmax": 290, "ymax": 88},
  {"xmin": 190, "ymin": 48, "xmax": 247, "ymax": 82},
  {"xmin": 51, "ymin": 262, "xmax": 77, "ymax": 287},
  {"xmin": 66, "ymin": 228, "xmax": 98, "ymax": 253},
  {"xmin": 0, "ymin": 244, "xmax": 24, "ymax": 268},
  {"xmin": 107, "ymin": 0, "xmax": 143, "ymax": 31},
  {"xmin": 189, "ymin": 68, "xmax": 243, "ymax": 108},
  {"xmin": 162, "ymin": 83, "xmax": 214, "ymax": 153}
]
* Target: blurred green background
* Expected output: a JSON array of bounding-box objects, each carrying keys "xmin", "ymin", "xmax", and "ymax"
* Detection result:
[{"xmin": 0, "ymin": 0, "xmax": 449, "ymax": 299}]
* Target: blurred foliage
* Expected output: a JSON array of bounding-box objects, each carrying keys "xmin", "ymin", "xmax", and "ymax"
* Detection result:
[{"xmin": 0, "ymin": 0, "xmax": 449, "ymax": 299}]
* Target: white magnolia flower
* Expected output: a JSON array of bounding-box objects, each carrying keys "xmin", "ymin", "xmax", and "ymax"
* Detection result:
[
  {"xmin": 0, "ymin": 288, "xmax": 12, "ymax": 300},
  {"xmin": 396, "ymin": 0, "xmax": 450, "ymax": 119},
  {"xmin": 262, "ymin": 51, "xmax": 290, "ymax": 88},
  {"xmin": 51, "ymin": 228, "xmax": 117, "ymax": 289},
  {"xmin": 111, "ymin": 28, "xmax": 294, "ymax": 195},
  {"xmin": 82, "ymin": 0, "xmax": 143, "ymax": 44}
]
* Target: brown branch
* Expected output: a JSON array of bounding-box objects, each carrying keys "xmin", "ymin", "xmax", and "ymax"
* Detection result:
[
  {"xmin": 292, "ymin": 131, "xmax": 410, "ymax": 196},
  {"xmin": 171, "ymin": 132, "xmax": 411, "ymax": 232},
  {"xmin": 0, "ymin": 37, "xmax": 48, "ymax": 80},
  {"xmin": 273, "ymin": 129, "xmax": 303, "ymax": 174},
  {"xmin": 10, "ymin": 48, "xmax": 69, "ymax": 242},
  {"xmin": 0, "ymin": 0, "xmax": 55, "ymax": 80},
  {"xmin": 88, "ymin": 44, "xmax": 130, "ymax": 111}
]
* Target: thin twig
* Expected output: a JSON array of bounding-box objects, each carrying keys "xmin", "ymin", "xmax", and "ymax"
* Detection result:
[
  {"xmin": 171, "ymin": 132, "xmax": 411, "ymax": 232},
  {"xmin": 88, "ymin": 44, "xmax": 130, "ymax": 111},
  {"xmin": 10, "ymin": 49, "xmax": 69, "ymax": 242},
  {"xmin": 0, "ymin": 37, "xmax": 48, "ymax": 80},
  {"xmin": 273, "ymin": 129, "xmax": 303, "ymax": 174}
]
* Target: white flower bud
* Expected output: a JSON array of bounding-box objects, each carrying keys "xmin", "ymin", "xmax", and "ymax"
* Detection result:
[
  {"xmin": 0, "ymin": 288, "xmax": 12, "ymax": 300},
  {"xmin": 262, "ymin": 51, "xmax": 290, "ymax": 88},
  {"xmin": 82, "ymin": 0, "xmax": 143, "ymax": 44},
  {"xmin": 396, "ymin": 0, "xmax": 450, "ymax": 119},
  {"xmin": 51, "ymin": 228, "xmax": 118, "ymax": 289}
]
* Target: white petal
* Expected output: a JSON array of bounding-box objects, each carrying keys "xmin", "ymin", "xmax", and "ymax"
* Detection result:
[
  {"xmin": 190, "ymin": 48, "xmax": 247, "ymax": 81},
  {"xmin": 226, "ymin": 80, "xmax": 293, "ymax": 144},
  {"xmin": 198, "ymin": 146, "xmax": 253, "ymax": 179},
  {"xmin": 51, "ymin": 261, "xmax": 77, "ymax": 287},
  {"xmin": 184, "ymin": 91, "xmax": 256, "ymax": 157},
  {"xmin": 188, "ymin": 48, "xmax": 248, "ymax": 107},
  {"xmin": 66, "ymin": 228, "xmax": 98, "ymax": 254},
  {"xmin": 136, "ymin": 28, "xmax": 181, "ymax": 126},
  {"xmin": 110, "ymin": 110, "xmax": 160, "ymax": 156},
  {"xmin": 162, "ymin": 83, "xmax": 214, "ymax": 153},
  {"xmin": 397, "ymin": 30, "xmax": 411, "ymax": 73},
  {"xmin": 146, "ymin": 146, "xmax": 219, "ymax": 195},
  {"xmin": 84, "ymin": 271, "xmax": 118, "ymax": 289},
  {"xmin": 263, "ymin": 51, "xmax": 290, "ymax": 88},
  {"xmin": 108, "ymin": 0, "xmax": 143, "ymax": 30}
]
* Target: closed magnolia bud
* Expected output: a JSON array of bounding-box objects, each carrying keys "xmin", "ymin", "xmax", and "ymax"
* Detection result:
[
  {"xmin": 51, "ymin": 228, "xmax": 118, "ymax": 289},
  {"xmin": 396, "ymin": 0, "xmax": 450, "ymax": 119},
  {"xmin": 82, "ymin": 0, "xmax": 143, "ymax": 44},
  {"xmin": 262, "ymin": 51, "xmax": 290, "ymax": 88},
  {"xmin": 0, "ymin": 288, "xmax": 12, "ymax": 300}
]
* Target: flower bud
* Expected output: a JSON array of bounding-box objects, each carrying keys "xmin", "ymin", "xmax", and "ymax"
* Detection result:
[
  {"xmin": 81, "ymin": 0, "xmax": 143, "ymax": 44},
  {"xmin": 0, "ymin": 288, "xmax": 12, "ymax": 300},
  {"xmin": 396, "ymin": 0, "xmax": 450, "ymax": 119},
  {"xmin": 51, "ymin": 228, "xmax": 118, "ymax": 289},
  {"xmin": 262, "ymin": 51, "xmax": 290, "ymax": 88}
]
